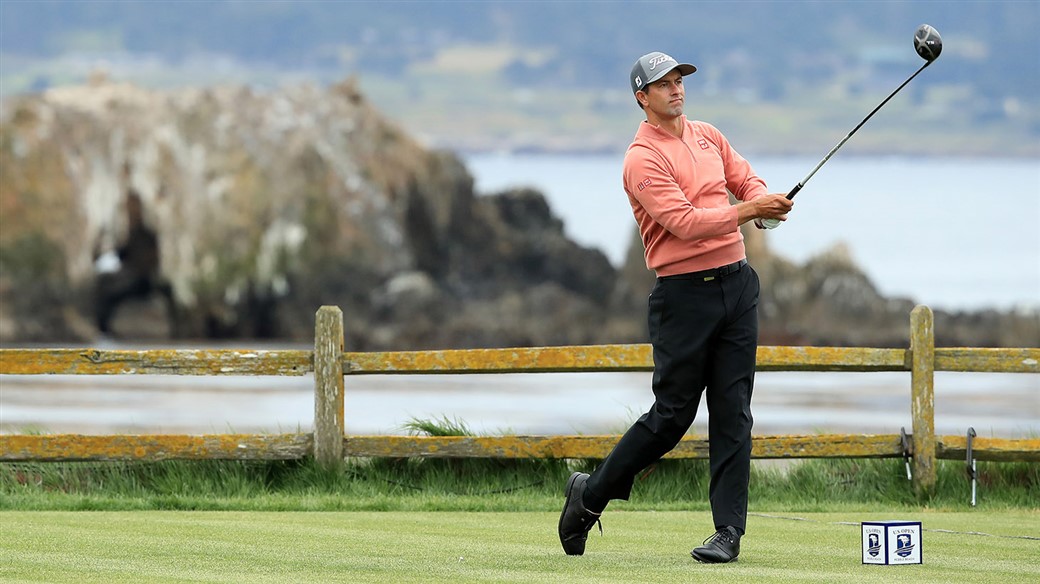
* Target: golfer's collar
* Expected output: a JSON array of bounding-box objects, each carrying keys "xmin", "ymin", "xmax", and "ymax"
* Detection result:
[{"xmin": 643, "ymin": 117, "xmax": 685, "ymax": 140}]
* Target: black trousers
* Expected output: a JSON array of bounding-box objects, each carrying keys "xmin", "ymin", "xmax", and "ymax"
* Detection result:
[{"xmin": 586, "ymin": 262, "xmax": 759, "ymax": 533}]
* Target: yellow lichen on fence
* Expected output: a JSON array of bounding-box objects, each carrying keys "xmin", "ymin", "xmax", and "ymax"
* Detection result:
[
  {"xmin": 755, "ymin": 346, "xmax": 907, "ymax": 371},
  {"xmin": 340, "ymin": 434, "xmax": 904, "ymax": 460},
  {"xmin": 934, "ymin": 348, "xmax": 1040, "ymax": 373},
  {"xmin": 0, "ymin": 434, "xmax": 312, "ymax": 461},
  {"xmin": 342, "ymin": 344, "xmax": 655, "ymax": 374},
  {"xmin": 938, "ymin": 435, "xmax": 1040, "ymax": 462},
  {"xmin": 0, "ymin": 349, "xmax": 312, "ymax": 376},
  {"xmin": 340, "ymin": 345, "xmax": 911, "ymax": 375}
]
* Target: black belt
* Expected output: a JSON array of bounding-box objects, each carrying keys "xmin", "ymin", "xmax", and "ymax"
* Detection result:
[{"xmin": 658, "ymin": 259, "xmax": 747, "ymax": 282}]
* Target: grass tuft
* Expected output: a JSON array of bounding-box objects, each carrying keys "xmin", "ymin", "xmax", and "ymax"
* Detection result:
[{"xmin": 401, "ymin": 415, "xmax": 474, "ymax": 436}]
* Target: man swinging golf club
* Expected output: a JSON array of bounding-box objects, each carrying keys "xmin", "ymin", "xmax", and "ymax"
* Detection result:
[{"xmin": 557, "ymin": 51, "xmax": 792, "ymax": 562}]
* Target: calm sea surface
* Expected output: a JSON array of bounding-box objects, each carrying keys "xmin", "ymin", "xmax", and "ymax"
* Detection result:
[
  {"xmin": 464, "ymin": 154, "xmax": 1040, "ymax": 312},
  {"xmin": 2, "ymin": 369, "xmax": 1036, "ymax": 438}
]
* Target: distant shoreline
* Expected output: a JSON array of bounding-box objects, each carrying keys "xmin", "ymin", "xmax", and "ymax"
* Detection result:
[{"xmin": 447, "ymin": 146, "xmax": 1040, "ymax": 160}]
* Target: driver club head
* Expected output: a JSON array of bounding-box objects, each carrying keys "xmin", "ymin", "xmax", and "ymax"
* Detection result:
[{"xmin": 914, "ymin": 24, "xmax": 942, "ymax": 62}]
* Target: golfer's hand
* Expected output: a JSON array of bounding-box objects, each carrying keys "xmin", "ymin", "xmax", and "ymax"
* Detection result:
[{"xmin": 754, "ymin": 194, "xmax": 793, "ymax": 230}]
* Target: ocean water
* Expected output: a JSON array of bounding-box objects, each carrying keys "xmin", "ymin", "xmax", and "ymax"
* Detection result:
[
  {"xmin": 464, "ymin": 153, "xmax": 1040, "ymax": 312},
  {"xmin": 3, "ymin": 369, "xmax": 1036, "ymax": 438}
]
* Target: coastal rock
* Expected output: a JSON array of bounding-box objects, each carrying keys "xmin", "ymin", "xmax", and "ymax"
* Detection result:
[{"xmin": 0, "ymin": 77, "xmax": 616, "ymax": 348}]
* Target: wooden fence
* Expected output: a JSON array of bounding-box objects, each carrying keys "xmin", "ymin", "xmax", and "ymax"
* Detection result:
[{"xmin": 1, "ymin": 305, "xmax": 1037, "ymax": 496}]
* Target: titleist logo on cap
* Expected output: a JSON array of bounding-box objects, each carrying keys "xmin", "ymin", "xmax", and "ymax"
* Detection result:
[{"xmin": 647, "ymin": 54, "xmax": 676, "ymax": 70}]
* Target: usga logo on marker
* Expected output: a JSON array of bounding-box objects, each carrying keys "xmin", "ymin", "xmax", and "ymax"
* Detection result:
[{"xmin": 861, "ymin": 521, "xmax": 922, "ymax": 565}]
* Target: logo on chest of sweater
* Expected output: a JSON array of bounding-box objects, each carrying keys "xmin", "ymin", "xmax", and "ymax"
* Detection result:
[
  {"xmin": 636, "ymin": 178, "xmax": 653, "ymax": 191},
  {"xmin": 697, "ymin": 138, "xmax": 710, "ymax": 150}
]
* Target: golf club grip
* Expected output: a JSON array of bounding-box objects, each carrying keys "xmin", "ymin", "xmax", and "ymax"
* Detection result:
[{"xmin": 786, "ymin": 183, "xmax": 803, "ymax": 200}]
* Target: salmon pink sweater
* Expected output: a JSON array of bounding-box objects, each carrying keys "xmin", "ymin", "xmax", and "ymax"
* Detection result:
[{"xmin": 623, "ymin": 116, "xmax": 768, "ymax": 276}]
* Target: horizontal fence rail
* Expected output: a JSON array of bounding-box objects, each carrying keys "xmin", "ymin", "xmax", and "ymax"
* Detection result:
[
  {"xmin": 4, "ymin": 434, "xmax": 1038, "ymax": 464},
  {"xmin": 5, "ymin": 346, "xmax": 1035, "ymax": 377},
  {"xmin": 0, "ymin": 349, "xmax": 312, "ymax": 376},
  {"xmin": 0, "ymin": 434, "xmax": 312, "ymax": 462},
  {"xmin": 340, "ymin": 345, "xmax": 912, "ymax": 374},
  {"xmin": 339, "ymin": 434, "xmax": 908, "ymax": 460},
  {"xmin": 1, "ymin": 305, "xmax": 1037, "ymax": 496},
  {"xmin": 933, "ymin": 348, "xmax": 1040, "ymax": 373}
]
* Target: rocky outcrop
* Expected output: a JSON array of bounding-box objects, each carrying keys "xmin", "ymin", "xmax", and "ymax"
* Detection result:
[
  {"xmin": 1, "ymin": 78, "xmax": 1035, "ymax": 349},
  {"xmin": 614, "ymin": 228, "xmax": 1039, "ymax": 348},
  {"xmin": 0, "ymin": 77, "xmax": 618, "ymax": 348},
  {"xmin": 753, "ymin": 242, "xmax": 917, "ymax": 346}
]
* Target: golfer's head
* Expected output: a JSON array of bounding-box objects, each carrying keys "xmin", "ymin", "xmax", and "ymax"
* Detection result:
[{"xmin": 630, "ymin": 52, "xmax": 696, "ymax": 109}]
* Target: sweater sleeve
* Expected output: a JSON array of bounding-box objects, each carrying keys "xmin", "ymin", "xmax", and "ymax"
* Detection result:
[
  {"xmin": 701, "ymin": 123, "xmax": 769, "ymax": 202},
  {"xmin": 624, "ymin": 145, "xmax": 739, "ymax": 240}
]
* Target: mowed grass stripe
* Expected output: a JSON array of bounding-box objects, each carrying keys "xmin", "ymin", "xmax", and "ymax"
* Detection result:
[{"xmin": 2, "ymin": 510, "xmax": 1038, "ymax": 583}]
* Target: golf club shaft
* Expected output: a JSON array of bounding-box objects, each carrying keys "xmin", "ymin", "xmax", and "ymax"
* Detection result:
[{"xmin": 786, "ymin": 59, "xmax": 934, "ymax": 200}]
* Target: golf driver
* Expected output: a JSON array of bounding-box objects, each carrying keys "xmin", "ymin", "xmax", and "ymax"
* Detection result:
[{"xmin": 761, "ymin": 24, "xmax": 942, "ymax": 229}]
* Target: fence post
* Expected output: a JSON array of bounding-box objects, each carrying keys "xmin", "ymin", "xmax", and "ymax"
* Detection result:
[
  {"xmin": 313, "ymin": 305, "xmax": 345, "ymax": 468},
  {"xmin": 910, "ymin": 305, "xmax": 936, "ymax": 497}
]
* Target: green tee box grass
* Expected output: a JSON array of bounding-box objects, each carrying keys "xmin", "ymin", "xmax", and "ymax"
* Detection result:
[{"xmin": 1, "ymin": 510, "xmax": 1036, "ymax": 583}]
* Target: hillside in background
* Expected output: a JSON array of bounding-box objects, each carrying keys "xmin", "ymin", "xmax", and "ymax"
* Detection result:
[{"xmin": 1, "ymin": 1, "xmax": 1037, "ymax": 156}]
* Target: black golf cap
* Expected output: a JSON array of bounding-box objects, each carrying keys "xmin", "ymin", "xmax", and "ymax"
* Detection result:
[{"xmin": 630, "ymin": 52, "xmax": 697, "ymax": 95}]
